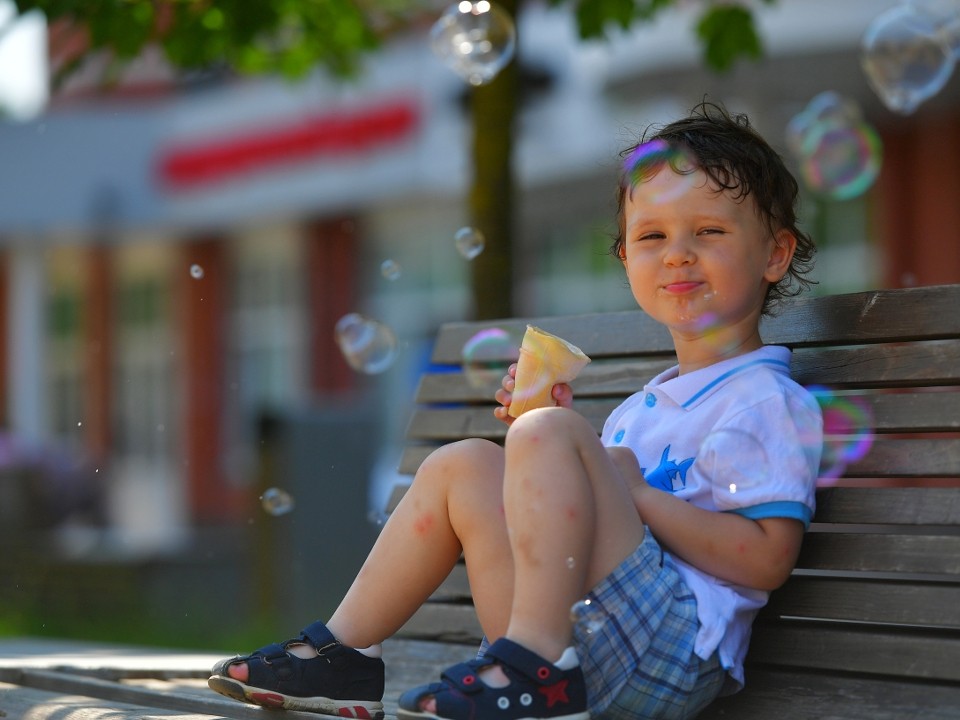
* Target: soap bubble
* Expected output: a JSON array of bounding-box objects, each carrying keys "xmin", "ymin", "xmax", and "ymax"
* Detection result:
[
  {"xmin": 861, "ymin": 4, "xmax": 957, "ymax": 114},
  {"xmin": 699, "ymin": 428, "xmax": 770, "ymax": 501},
  {"xmin": 455, "ymin": 226, "xmax": 486, "ymax": 260},
  {"xmin": 570, "ymin": 598, "xmax": 606, "ymax": 636},
  {"xmin": 808, "ymin": 386, "xmax": 875, "ymax": 483},
  {"xmin": 430, "ymin": 1, "xmax": 516, "ymax": 86},
  {"xmin": 261, "ymin": 487, "xmax": 295, "ymax": 516},
  {"xmin": 380, "ymin": 259, "xmax": 402, "ymax": 281},
  {"xmin": 462, "ymin": 327, "xmax": 518, "ymax": 388},
  {"xmin": 786, "ymin": 92, "xmax": 882, "ymax": 201},
  {"xmin": 335, "ymin": 313, "xmax": 398, "ymax": 374},
  {"xmin": 190, "ymin": 264, "xmax": 204, "ymax": 279},
  {"xmin": 621, "ymin": 139, "xmax": 698, "ymax": 202}
]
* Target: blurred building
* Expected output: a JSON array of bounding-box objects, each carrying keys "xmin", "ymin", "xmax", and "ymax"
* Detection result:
[{"xmin": 0, "ymin": 0, "xmax": 958, "ymax": 564}]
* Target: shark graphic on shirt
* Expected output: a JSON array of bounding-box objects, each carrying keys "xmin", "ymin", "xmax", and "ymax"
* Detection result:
[{"xmin": 642, "ymin": 445, "xmax": 695, "ymax": 493}]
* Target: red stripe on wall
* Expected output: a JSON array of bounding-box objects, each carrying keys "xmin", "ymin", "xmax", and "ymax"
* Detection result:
[{"xmin": 157, "ymin": 100, "xmax": 419, "ymax": 189}]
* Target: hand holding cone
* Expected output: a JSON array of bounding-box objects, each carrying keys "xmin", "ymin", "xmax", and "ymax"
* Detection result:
[{"xmin": 508, "ymin": 325, "xmax": 591, "ymax": 418}]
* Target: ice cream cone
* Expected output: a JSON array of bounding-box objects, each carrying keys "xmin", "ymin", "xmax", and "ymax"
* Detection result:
[{"xmin": 508, "ymin": 325, "xmax": 591, "ymax": 418}]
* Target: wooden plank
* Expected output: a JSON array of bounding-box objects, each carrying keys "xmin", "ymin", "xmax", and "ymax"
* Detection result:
[
  {"xmin": 792, "ymin": 339, "xmax": 960, "ymax": 388},
  {"xmin": 396, "ymin": 603, "xmax": 483, "ymax": 645},
  {"xmin": 796, "ymin": 533, "xmax": 960, "ymax": 575},
  {"xmin": 760, "ymin": 285, "xmax": 960, "ymax": 347},
  {"xmin": 0, "ymin": 678, "xmax": 233, "ymax": 720},
  {"xmin": 0, "ymin": 668, "xmax": 279, "ymax": 719},
  {"xmin": 431, "ymin": 312, "xmax": 675, "ymax": 364},
  {"xmin": 746, "ymin": 623, "xmax": 960, "ymax": 681},
  {"xmin": 699, "ymin": 667, "xmax": 960, "ymax": 720},
  {"xmin": 430, "ymin": 286, "xmax": 960, "ymax": 364},
  {"xmin": 814, "ymin": 487, "xmax": 960, "ymax": 524},
  {"xmin": 763, "ymin": 576, "xmax": 960, "ymax": 627},
  {"xmin": 841, "ymin": 437, "xmax": 960, "ymax": 477}
]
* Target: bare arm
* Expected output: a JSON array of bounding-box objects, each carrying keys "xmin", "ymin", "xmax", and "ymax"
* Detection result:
[{"xmin": 631, "ymin": 477, "xmax": 804, "ymax": 591}]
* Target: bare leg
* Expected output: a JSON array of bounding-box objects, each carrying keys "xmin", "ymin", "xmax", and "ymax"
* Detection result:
[
  {"xmin": 329, "ymin": 437, "xmax": 513, "ymax": 646},
  {"xmin": 502, "ymin": 406, "xmax": 645, "ymax": 661},
  {"xmin": 226, "ymin": 438, "xmax": 513, "ymax": 680}
]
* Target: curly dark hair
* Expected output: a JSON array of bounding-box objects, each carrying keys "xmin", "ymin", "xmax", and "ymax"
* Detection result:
[{"xmin": 611, "ymin": 100, "xmax": 816, "ymax": 316}]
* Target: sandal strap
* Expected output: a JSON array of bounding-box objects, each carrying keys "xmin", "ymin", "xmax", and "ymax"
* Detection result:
[
  {"xmin": 438, "ymin": 660, "xmax": 489, "ymax": 694},
  {"xmin": 483, "ymin": 638, "xmax": 566, "ymax": 687}
]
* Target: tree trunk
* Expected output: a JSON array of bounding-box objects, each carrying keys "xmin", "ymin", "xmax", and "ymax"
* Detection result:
[{"xmin": 467, "ymin": 0, "xmax": 519, "ymax": 321}]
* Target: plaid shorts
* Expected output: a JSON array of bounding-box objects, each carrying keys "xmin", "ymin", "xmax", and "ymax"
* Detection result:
[{"xmin": 572, "ymin": 530, "xmax": 726, "ymax": 719}]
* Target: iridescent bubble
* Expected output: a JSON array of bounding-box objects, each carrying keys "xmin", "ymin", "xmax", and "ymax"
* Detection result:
[
  {"xmin": 570, "ymin": 598, "xmax": 606, "ymax": 636},
  {"xmin": 261, "ymin": 487, "xmax": 295, "ymax": 516},
  {"xmin": 621, "ymin": 139, "xmax": 698, "ymax": 203},
  {"xmin": 335, "ymin": 313, "xmax": 398, "ymax": 374},
  {"xmin": 455, "ymin": 226, "xmax": 485, "ymax": 260},
  {"xmin": 430, "ymin": 1, "xmax": 517, "ymax": 87},
  {"xmin": 699, "ymin": 428, "xmax": 770, "ymax": 502},
  {"xmin": 861, "ymin": 4, "xmax": 956, "ymax": 114},
  {"xmin": 190, "ymin": 264, "xmax": 204, "ymax": 279},
  {"xmin": 380, "ymin": 259, "xmax": 402, "ymax": 281},
  {"xmin": 462, "ymin": 327, "xmax": 518, "ymax": 388},
  {"xmin": 808, "ymin": 386, "xmax": 875, "ymax": 483},
  {"xmin": 786, "ymin": 92, "xmax": 882, "ymax": 201}
]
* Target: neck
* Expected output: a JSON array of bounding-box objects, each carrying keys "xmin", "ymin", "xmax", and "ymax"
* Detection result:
[{"xmin": 672, "ymin": 329, "xmax": 764, "ymax": 375}]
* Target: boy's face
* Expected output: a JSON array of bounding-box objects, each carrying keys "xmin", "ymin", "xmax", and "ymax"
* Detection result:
[{"xmin": 621, "ymin": 167, "xmax": 795, "ymax": 350}]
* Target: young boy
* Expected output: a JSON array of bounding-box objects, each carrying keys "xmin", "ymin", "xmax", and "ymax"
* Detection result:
[{"xmin": 208, "ymin": 101, "xmax": 823, "ymax": 720}]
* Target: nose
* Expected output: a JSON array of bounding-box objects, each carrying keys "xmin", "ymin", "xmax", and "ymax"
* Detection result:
[{"xmin": 662, "ymin": 235, "xmax": 696, "ymax": 267}]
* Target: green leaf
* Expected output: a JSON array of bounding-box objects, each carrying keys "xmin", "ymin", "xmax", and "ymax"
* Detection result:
[{"xmin": 695, "ymin": 5, "xmax": 763, "ymax": 72}]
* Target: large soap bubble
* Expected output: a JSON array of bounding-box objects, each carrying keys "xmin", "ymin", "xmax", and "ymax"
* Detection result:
[
  {"xmin": 786, "ymin": 92, "xmax": 882, "ymax": 201},
  {"xmin": 430, "ymin": 1, "xmax": 517, "ymax": 86},
  {"xmin": 335, "ymin": 313, "xmax": 398, "ymax": 375},
  {"xmin": 861, "ymin": 3, "xmax": 958, "ymax": 114}
]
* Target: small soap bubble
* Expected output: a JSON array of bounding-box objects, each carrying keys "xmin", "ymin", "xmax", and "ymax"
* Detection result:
[
  {"xmin": 808, "ymin": 386, "xmax": 875, "ymax": 483},
  {"xmin": 455, "ymin": 226, "xmax": 485, "ymax": 260},
  {"xmin": 190, "ymin": 264, "xmax": 204, "ymax": 279},
  {"xmin": 380, "ymin": 259, "xmax": 402, "ymax": 281},
  {"xmin": 786, "ymin": 92, "xmax": 882, "ymax": 201},
  {"xmin": 699, "ymin": 428, "xmax": 770, "ymax": 503},
  {"xmin": 462, "ymin": 327, "xmax": 518, "ymax": 388},
  {"xmin": 430, "ymin": 1, "xmax": 517, "ymax": 86},
  {"xmin": 621, "ymin": 139, "xmax": 697, "ymax": 203},
  {"xmin": 570, "ymin": 598, "xmax": 606, "ymax": 636},
  {"xmin": 566, "ymin": 556, "xmax": 576, "ymax": 570},
  {"xmin": 335, "ymin": 313, "xmax": 399, "ymax": 374},
  {"xmin": 260, "ymin": 487, "xmax": 295, "ymax": 516},
  {"xmin": 861, "ymin": 4, "xmax": 957, "ymax": 115}
]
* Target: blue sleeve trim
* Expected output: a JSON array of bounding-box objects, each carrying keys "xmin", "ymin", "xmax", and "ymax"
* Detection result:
[{"xmin": 727, "ymin": 500, "xmax": 813, "ymax": 529}]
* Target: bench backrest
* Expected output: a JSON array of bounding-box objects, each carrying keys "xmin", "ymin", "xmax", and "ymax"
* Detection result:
[{"xmin": 397, "ymin": 284, "xmax": 960, "ymax": 687}]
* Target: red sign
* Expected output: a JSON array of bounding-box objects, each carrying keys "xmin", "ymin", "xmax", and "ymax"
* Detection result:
[{"xmin": 158, "ymin": 99, "xmax": 419, "ymax": 189}]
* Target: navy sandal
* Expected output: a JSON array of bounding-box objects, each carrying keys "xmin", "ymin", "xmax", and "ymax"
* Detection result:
[
  {"xmin": 396, "ymin": 638, "xmax": 589, "ymax": 720},
  {"xmin": 207, "ymin": 620, "xmax": 385, "ymax": 718}
]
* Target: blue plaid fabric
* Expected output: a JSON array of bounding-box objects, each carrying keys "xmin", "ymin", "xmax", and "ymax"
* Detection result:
[{"xmin": 573, "ymin": 530, "xmax": 725, "ymax": 719}]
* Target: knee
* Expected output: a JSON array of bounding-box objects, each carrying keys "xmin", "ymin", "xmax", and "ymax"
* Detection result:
[
  {"xmin": 417, "ymin": 438, "xmax": 502, "ymax": 485},
  {"xmin": 505, "ymin": 406, "xmax": 582, "ymax": 448}
]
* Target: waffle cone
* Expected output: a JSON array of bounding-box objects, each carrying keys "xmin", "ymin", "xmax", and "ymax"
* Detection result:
[{"xmin": 508, "ymin": 325, "xmax": 591, "ymax": 418}]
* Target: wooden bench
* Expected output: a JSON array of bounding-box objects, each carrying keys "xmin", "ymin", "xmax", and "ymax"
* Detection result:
[{"xmin": 389, "ymin": 284, "xmax": 960, "ymax": 720}]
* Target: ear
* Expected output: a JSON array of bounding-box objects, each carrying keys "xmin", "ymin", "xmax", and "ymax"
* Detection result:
[{"xmin": 764, "ymin": 229, "xmax": 797, "ymax": 283}]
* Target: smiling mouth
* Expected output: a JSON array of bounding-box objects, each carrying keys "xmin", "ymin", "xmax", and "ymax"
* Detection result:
[{"xmin": 663, "ymin": 281, "xmax": 703, "ymax": 294}]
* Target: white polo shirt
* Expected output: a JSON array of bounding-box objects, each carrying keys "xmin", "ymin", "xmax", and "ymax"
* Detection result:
[{"xmin": 601, "ymin": 345, "xmax": 822, "ymax": 690}]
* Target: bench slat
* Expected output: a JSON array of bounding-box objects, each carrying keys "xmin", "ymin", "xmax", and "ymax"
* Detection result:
[
  {"xmin": 814, "ymin": 487, "xmax": 960, "ymax": 524},
  {"xmin": 746, "ymin": 622, "xmax": 960, "ymax": 682},
  {"xmin": 430, "ymin": 286, "xmax": 960, "ymax": 363},
  {"xmin": 416, "ymin": 345, "xmax": 960, "ymax": 405},
  {"xmin": 797, "ymin": 532, "xmax": 960, "ymax": 575},
  {"xmin": 764, "ymin": 576, "xmax": 960, "ymax": 627},
  {"xmin": 699, "ymin": 668, "xmax": 960, "ymax": 720}
]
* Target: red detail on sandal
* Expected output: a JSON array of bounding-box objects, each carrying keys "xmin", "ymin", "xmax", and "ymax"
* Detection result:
[
  {"xmin": 250, "ymin": 691, "xmax": 285, "ymax": 708},
  {"xmin": 338, "ymin": 707, "xmax": 372, "ymax": 719},
  {"xmin": 539, "ymin": 679, "xmax": 570, "ymax": 708}
]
